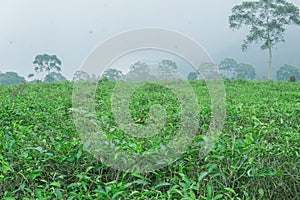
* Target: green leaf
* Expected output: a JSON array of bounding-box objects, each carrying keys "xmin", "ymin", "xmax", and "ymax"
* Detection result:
[
  {"xmin": 53, "ymin": 189, "xmax": 62, "ymax": 198},
  {"xmin": 132, "ymin": 179, "xmax": 149, "ymax": 185},
  {"xmin": 213, "ymin": 194, "xmax": 223, "ymax": 200},
  {"xmin": 207, "ymin": 184, "xmax": 213, "ymax": 199},
  {"xmin": 76, "ymin": 149, "xmax": 82, "ymax": 159},
  {"xmin": 50, "ymin": 181, "xmax": 61, "ymax": 187},
  {"xmin": 198, "ymin": 172, "xmax": 208, "ymax": 182},
  {"xmin": 154, "ymin": 182, "xmax": 172, "ymax": 189},
  {"xmin": 112, "ymin": 191, "xmax": 125, "ymax": 200},
  {"xmin": 208, "ymin": 164, "xmax": 217, "ymax": 173},
  {"xmin": 224, "ymin": 187, "xmax": 236, "ymax": 195},
  {"xmin": 31, "ymin": 170, "xmax": 42, "ymax": 179}
]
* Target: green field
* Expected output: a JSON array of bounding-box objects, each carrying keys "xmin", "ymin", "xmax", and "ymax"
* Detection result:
[{"xmin": 0, "ymin": 80, "xmax": 299, "ymax": 199}]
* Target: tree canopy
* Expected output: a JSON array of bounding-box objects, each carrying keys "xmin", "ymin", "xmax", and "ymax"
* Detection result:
[
  {"xmin": 33, "ymin": 54, "xmax": 62, "ymax": 75},
  {"xmin": 101, "ymin": 68, "xmax": 123, "ymax": 81},
  {"xmin": 0, "ymin": 72, "xmax": 26, "ymax": 85},
  {"xmin": 219, "ymin": 58, "xmax": 256, "ymax": 80},
  {"xmin": 229, "ymin": 0, "xmax": 300, "ymax": 80},
  {"xmin": 235, "ymin": 63, "xmax": 256, "ymax": 80},
  {"xmin": 276, "ymin": 64, "xmax": 300, "ymax": 81},
  {"xmin": 73, "ymin": 70, "xmax": 91, "ymax": 82},
  {"xmin": 72, "ymin": 70, "xmax": 99, "ymax": 82},
  {"xmin": 187, "ymin": 72, "xmax": 199, "ymax": 80},
  {"xmin": 44, "ymin": 72, "xmax": 67, "ymax": 83},
  {"xmin": 125, "ymin": 62, "xmax": 156, "ymax": 81},
  {"xmin": 159, "ymin": 59, "xmax": 177, "ymax": 70}
]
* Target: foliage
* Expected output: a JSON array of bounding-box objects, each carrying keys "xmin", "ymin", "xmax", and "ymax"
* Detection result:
[
  {"xmin": 0, "ymin": 72, "xmax": 26, "ymax": 85},
  {"xmin": 187, "ymin": 72, "xmax": 199, "ymax": 80},
  {"xmin": 219, "ymin": 58, "xmax": 239, "ymax": 79},
  {"xmin": 72, "ymin": 70, "xmax": 98, "ymax": 82},
  {"xmin": 159, "ymin": 59, "xmax": 177, "ymax": 70},
  {"xmin": 73, "ymin": 70, "xmax": 90, "ymax": 82},
  {"xmin": 276, "ymin": 64, "xmax": 300, "ymax": 81},
  {"xmin": 27, "ymin": 73, "xmax": 34, "ymax": 79},
  {"xmin": 124, "ymin": 62, "xmax": 156, "ymax": 81},
  {"xmin": 101, "ymin": 68, "xmax": 123, "ymax": 81},
  {"xmin": 219, "ymin": 58, "xmax": 238, "ymax": 71},
  {"xmin": 0, "ymin": 80, "xmax": 299, "ymax": 199},
  {"xmin": 33, "ymin": 54, "xmax": 62, "ymax": 77},
  {"xmin": 130, "ymin": 61, "xmax": 149, "ymax": 72},
  {"xmin": 219, "ymin": 58, "xmax": 256, "ymax": 80},
  {"xmin": 229, "ymin": 0, "xmax": 300, "ymax": 79},
  {"xmin": 44, "ymin": 72, "xmax": 67, "ymax": 83},
  {"xmin": 235, "ymin": 63, "xmax": 256, "ymax": 80}
]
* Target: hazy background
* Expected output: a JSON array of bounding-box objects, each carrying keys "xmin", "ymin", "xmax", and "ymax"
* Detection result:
[{"xmin": 1, "ymin": 0, "xmax": 300, "ymax": 80}]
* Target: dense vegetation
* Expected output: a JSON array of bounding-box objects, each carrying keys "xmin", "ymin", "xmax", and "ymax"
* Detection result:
[{"xmin": 0, "ymin": 80, "xmax": 299, "ymax": 199}]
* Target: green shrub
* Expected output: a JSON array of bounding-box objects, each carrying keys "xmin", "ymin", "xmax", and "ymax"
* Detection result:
[{"xmin": 0, "ymin": 81, "xmax": 299, "ymax": 199}]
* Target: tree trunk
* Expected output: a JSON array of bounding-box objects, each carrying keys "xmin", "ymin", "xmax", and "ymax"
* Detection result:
[
  {"xmin": 266, "ymin": 12, "xmax": 272, "ymax": 80},
  {"xmin": 268, "ymin": 47, "xmax": 272, "ymax": 80}
]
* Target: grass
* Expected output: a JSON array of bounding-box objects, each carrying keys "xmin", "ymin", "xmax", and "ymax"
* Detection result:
[{"xmin": 0, "ymin": 80, "xmax": 299, "ymax": 199}]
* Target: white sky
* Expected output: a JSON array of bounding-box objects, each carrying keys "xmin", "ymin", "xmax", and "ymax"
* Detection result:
[{"xmin": 0, "ymin": 0, "xmax": 300, "ymax": 80}]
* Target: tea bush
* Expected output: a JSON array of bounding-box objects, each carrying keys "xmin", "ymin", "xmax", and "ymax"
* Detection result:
[{"xmin": 0, "ymin": 80, "xmax": 299, "ymax": 199}]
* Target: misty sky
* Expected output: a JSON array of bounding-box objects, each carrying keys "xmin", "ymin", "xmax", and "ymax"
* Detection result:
[{"xmin": 1, "ymin": 0, "xmax": 300, "ymax": 80}]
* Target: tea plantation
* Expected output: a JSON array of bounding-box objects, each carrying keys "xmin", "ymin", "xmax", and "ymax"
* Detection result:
[{"xmin": 0, "ymin": 80, "xmax": 299, "ymax": 199}]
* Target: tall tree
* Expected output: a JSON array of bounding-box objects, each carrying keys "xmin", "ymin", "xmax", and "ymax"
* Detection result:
[
  {"xmin": 33, "ymin": 54, "xmax": 62, "ymax": 77},
  {"xmin": 229, "ymin": 0, "xmax": 300, "ymax": 80}
]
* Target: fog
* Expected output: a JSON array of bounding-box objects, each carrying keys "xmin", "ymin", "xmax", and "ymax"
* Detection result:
[{"xmin": 0, "ymin": 0, "xmax": 300, "ymax": 80}]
